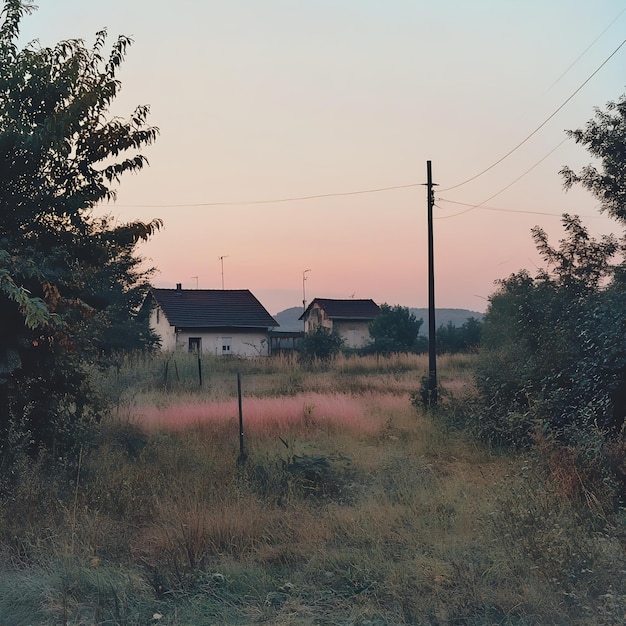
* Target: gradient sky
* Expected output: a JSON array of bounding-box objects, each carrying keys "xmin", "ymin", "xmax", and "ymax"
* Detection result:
[{"xmin": 16, "ymin": 1, "xmax": 626, "ymax": 315}]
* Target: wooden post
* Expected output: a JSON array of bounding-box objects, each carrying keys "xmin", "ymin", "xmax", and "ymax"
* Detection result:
[
  {"xmin": 237, "ymin": 373, "xmax": 246, "ymax": 463},
  {"xmin": 427, "ymin": 160, "xmax": 438, "ymax": 407}
]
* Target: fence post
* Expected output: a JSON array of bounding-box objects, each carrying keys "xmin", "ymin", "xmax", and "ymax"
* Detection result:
[{"xmin": 237, "ymin": 372, "xmax": 246, "ymax": 464}]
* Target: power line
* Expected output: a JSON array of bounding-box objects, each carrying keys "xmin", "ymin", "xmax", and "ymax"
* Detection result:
[
  {"xmin": 105, "ymin": 16, "xmax": 626, "ymax": 214},
  {"xmin": 545, "ymin": 7, "xmax": 626, "ymax": 93},
  {"xmin": 117, "ymin": 132, "xmax": 573, "ymax": 217},
  {"xmin": 113, "ymin": 133, "xmax": 562, "ymax": 212},
  {"xmin": 439, "ymin": 37, "xmax": 626, "ymax": 193},
  {"xmin": 112, "ymin": 35, "xmax": 625, "ymax": 213},
  {"xmin": 435, "ymin": 137, "xmax": 569, "ymax": 220},
  {"xmin": 116, "ymin": 182, "xmax": 422, "ymax": 209},
  {"xmin": 436, "ymin": 198, "xmax": 602, "ymax": 219}
]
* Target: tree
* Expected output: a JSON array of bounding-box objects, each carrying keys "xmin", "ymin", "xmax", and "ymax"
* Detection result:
[
  {"xmin": 0, "ymin": 0, "xmax": 161, "ymax": 465},
  {"xmin": 560, "ymin": 94, "xmax": 626, "ymax": 221},
  {"xmin": 298, "ymin": 325, "xmax": 344, "ymax": 362},
  {"xmin": 367, "ymin": 304, "xmax": 424, "ymax": 354},
  {"xmin": 474, "ymin": 94, "xmax": 626, "ymax": 454},
  {"xmin": 476, "ymin": 212, "xmax": 626, "ymax": 444},
  {"xmin": 436, "ymin": 317, "xmax": 483, "ymax": 354}
]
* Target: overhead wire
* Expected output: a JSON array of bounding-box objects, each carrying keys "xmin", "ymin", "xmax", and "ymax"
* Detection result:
[
  {"xmin": 435, "ymin": 198, "xmax": 601, "ymax": 219},
  {"xmin": 435, "ymin": 137, "xmax": 569, "ymax": 219},
  {"xmin": 116, "ymin": 182, "xmax": 422, "ymax": 209},
  {"xmin": 544, "ymin": 7, "xmax": 626, "ymax": 93},
  {"xmin": 113, "ymin": 16, "xmax": 626, "ymax": 212},
  {"xmin": 438, "ymin": 36, "xmax": 626, "ymax": 193}
]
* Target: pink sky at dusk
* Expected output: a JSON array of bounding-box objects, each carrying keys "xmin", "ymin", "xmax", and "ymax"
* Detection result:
[{"xmin": 17, "ymin": 1, "xmax": 626, "ymax": 315}]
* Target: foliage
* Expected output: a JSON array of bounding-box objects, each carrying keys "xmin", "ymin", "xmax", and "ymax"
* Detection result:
[
  {"xmin": 436, "ymin": 316, "xmax": 483, "ymax": 354},
  {"xmin": 560, "ymin": 94, "xmax": 626, "ymax": 222},
  {"xmin": 367, "ymin": 303, "xmax": 424, "ymax": 354},
  {"xmin": 476, "ymin": 214, "xmax": 626, "ymax": 448},
  {"xmin": 298, "ymin": 324, "xmax": 344, "ymax": 362},
  {"xmin": 0, "ymin": 1, "xmax": 160, "ymax": 466},
  {"xmin": 475, "ymin": 93, "xmax": 626, "ymax": 478},
  {"xmin": 2, "ymin": 356, "xmax": 626, "ymax": 624}
]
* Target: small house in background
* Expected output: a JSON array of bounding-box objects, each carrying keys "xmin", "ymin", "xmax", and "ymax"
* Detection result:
[
  {"xmin": 148, "ymin": 285, "xmax": 278, "ymax": 356},
  {"xmin": 300, "ymin": 298, "xmax": 380, "ymax": 349}
]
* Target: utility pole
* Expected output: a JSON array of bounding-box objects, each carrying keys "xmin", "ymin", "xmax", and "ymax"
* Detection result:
[
  {"xmin": 219, "ymin": 255, "xmax": 229, "ymax": 290},
  {"xmin": 426, "ymin": 160, "xmax": 438, "ymax": 407},
  {"xmin": 302, "ymin": 269, "xmax": 311, "ymax": 333}
]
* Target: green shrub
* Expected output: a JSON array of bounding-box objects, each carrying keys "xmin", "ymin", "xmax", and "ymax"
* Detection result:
[{"xmin": 298, "ymin": 325, "xmax": 344, "ymax": 362}]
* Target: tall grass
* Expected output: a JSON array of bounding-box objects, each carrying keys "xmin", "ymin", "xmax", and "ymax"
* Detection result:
[
  {"xmin": 1, "ymin": 352, "xmax": 625, "ymax": 624},
  {"xmin": 97, "ymin": 351, "xmax": 476, "ymax": 417},
  {"xmin": 132, "ymin": 392, "xmax": 406, "ymax": 438}
]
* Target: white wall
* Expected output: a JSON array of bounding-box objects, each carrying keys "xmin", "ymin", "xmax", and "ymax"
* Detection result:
[
  {"xmin": 176, "ymin": 331, "xmax": 270, "ymax": 357},
  {"xmin": 150, "ymin": 304, "xmax": 271, "ymax": 357},
  {"xmin": 303, "ymin": 304, "xmax": 372, "ymax": 348},
  {"xmin": 333, "ymin": 320, "xmax": 371, "ymax": 348},
  {"xmin": 150, "ymin": 305, "xmax": 177, "ymax": 351}
]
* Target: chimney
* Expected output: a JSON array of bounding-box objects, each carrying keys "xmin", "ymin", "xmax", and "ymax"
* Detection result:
[{"xmin": 176, "ymin": 283, "xmax": 182, "ymax": 291}]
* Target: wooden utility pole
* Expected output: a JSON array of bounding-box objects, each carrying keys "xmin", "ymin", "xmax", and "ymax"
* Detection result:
[{"xmin": 426, "ymin": 160, "xmax": 437, "ymax": 407}]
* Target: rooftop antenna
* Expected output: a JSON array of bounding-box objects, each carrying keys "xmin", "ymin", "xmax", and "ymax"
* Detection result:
[
  {"xmin": 219, "ymin": 255, "xmax": 229, "ymax": 290},
  {"xmin": 302, "ymin": 269, "xmax": 311, "ymax": 332},
  {"xmin": 191, "ymin": 276, "xmax": 198, "ymax": 289}
]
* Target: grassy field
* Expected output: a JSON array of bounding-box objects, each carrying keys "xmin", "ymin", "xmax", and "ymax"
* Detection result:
[{"xmin": 1, "ymin": 352, "xmax": 625, "ymax": 625}]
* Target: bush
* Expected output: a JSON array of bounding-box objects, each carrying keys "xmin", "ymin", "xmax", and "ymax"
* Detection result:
[
  {"xmin": 436, "ymin": 317, "xmax": 482, "ymax": 354},
  {"xmin": 367, "ymin": 304, "xmax": 424, "ymax": 354},
  {"xmin": 475, "ymin": 214, "xmax": 626, "ymax": 504},
  {"xmin": 298, "ymin": 325, "xmax": 344, "ymax": 362}
]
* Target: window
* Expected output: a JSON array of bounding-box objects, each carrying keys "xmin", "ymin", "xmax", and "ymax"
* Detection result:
[
  {"xmin": 222, "ymin": 337, "xmax": 232, "ymax": 355},
  {"xmin": 188, "ymin": 337, "xmax": 201, "ymax": 353}
]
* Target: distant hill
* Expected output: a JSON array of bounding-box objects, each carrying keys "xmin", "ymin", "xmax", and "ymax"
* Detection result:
[
  {"xmin": 409, "ymin": 308, "xmax": 484, "ymax": 336},
  {"xmin": 273, "ymin": 306, "xmax": 306, "ymax": 332},
  {"xmin": 272, "ymin": 306, "xmax": 483, "ymax": 335}
]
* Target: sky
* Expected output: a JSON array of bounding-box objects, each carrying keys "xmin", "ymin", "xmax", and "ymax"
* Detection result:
[{"xmin": 15, "ymin": 0, "xmax": 626, "ymax": 315}]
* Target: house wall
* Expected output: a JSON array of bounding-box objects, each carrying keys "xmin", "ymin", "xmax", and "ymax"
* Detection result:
[
  {"xmin": 304, "ymin": 303, "xmax": 332, "ymax": 333},
  {"xmin": 150, "ymin": 307, "xmax": 270, "ymax": 356},
  {"xmin": 303, "ymin": 303, "xmax": 372, "ymax": 349},
  {"xmin": 333, "ymin": 320, "xmax": 372, "ymax": 349},
  {"xmin": 150, "ymin": 305, "xmax": 177, "ymax": 351}
]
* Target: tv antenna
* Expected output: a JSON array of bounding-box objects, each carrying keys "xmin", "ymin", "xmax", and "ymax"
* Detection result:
[
  {"xmin": 219, "ymin": 255, "xmax": 229, "ymax": 289},
  {"xmin": 302, "ymin": 269, "xmax": 311, "ymax": 332}
]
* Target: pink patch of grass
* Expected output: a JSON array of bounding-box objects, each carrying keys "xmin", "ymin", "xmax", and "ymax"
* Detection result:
[{"xmin": 131, "ymin": 392, "xmax": 408, "ymax": 437}]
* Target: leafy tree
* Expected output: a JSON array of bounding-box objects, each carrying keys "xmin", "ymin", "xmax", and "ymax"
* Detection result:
[
  {"xmin": 476, "ymin": 214, "xmax": 624, "ymax": 446},
  {"xmin": 436, "ymin": 317, "xmax": 483, "ymax": 354},
  {"xmin": 560, "ymin": 94, "xmax": 626, "ymax": 221},
  {"xmin": 475, "ymin": 90, "xmax": 626, "ymax": 458},
  {"xmin": 367, "ymin": 304, "xmax": 424, "ymax": 354},
  {"xmin": 0, "ymin": 0, "xmax": 161, "ymax": 465},
  {"xmin": 298, "ymin": 325, "xmax": 344, "ymax": 362}
]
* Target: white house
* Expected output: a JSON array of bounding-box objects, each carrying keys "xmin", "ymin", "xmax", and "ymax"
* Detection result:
[
  {"xmin": 148, "ymin": 285, "xmax": 278, "ymax": 357},
  {"xmin": 300, "ymin": 298, "xmax": 380, "ymax": 349}
]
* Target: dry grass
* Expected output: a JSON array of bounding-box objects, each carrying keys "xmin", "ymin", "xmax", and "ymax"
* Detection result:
[
  {"xmin": 131, "ymin": 392, "xmax": 407, "ymax": 439},
  {"xmin": 1, "ymin": 352, "xmax": 625, "ymax": 624}
]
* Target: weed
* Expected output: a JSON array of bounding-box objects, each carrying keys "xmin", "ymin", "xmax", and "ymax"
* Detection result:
[{"xmin": 2, "ymin": 352, "xmax": 625, "ymax": 624}]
